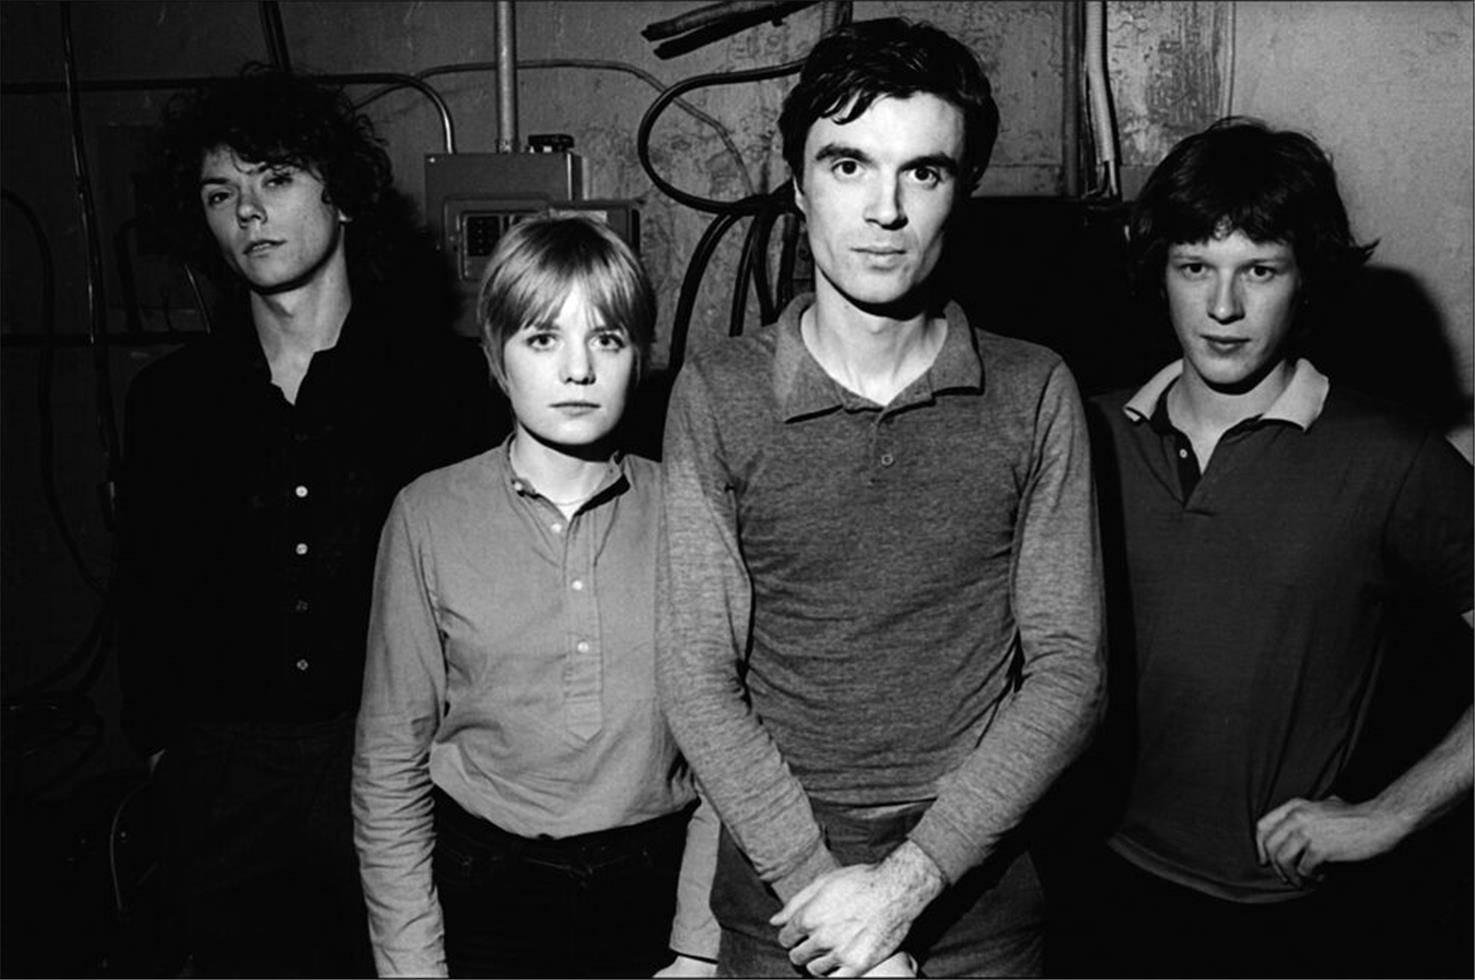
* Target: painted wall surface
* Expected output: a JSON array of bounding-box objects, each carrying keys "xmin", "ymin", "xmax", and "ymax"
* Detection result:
[{"xmin": 1, "ymin": 1, "xmax": 1471, "ymax": 775}]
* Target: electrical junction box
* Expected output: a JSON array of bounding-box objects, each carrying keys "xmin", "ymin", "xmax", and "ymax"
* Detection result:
[{"xmin": 425, "ymin": 151, "xmax": 638, "ymax": 337}]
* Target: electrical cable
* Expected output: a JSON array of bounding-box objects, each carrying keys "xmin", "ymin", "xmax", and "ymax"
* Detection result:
[
  {"xmin": 729, "ymin": 185, "xmax": 796, "ymax": 336},
  {"xmin": 59, "ymin": 2, "xmax": 123, "ymax": 533},
  {"xmin": 1, "ymin": 190, "xmax": 105, "ymax": 596},
  {"xmin": 666, "ymin": 209, "xmax": 744, "ymax": 373},
  {"xmin": 636, "ymin": 57, "xmax": 806, "ymax": 215},
  {"xmin": 352, "ymin": 59, "xmax": 757, "ymax": 198},
  {"xmin": 776, "ymin": 209, "xmax": 801, "ymax": 310}
]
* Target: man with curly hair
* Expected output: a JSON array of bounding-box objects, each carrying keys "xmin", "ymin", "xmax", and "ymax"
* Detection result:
[{"xmin": 118, "ymin": 66, "xmax": 498, "ymax": 976}]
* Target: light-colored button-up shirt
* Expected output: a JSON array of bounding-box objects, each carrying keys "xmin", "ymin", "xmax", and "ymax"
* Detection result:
[{"xmin": 354, "ymin": 439, "xmax": 706, "ymax": 977}]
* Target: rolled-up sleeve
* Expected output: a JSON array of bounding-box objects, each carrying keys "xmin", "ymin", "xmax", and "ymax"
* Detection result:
[{"xmin": 353, "ymin": 493, "xmax": 448, "ymax": 978}]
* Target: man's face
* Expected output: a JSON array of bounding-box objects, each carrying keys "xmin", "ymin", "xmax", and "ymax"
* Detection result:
[
  {"xmin": 794, "ymin": 93, "xmax": 965, "ymax": 313},
  {"xmin": 1165, "ymin": 230, "xmax": 1303, "ymax": 393},
  {"xmin": 501, "ymin": 281, "xmax": 634, "ymax": 454},
  {"xmin": 199, "ymin": 146, "xmax": 346, "ymax": 294}
]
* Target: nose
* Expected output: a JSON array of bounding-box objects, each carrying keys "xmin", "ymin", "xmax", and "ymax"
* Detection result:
[
  {"xmin": 1209, "ymin": 273, "xmax": 1244, "ymax": 324},
  {"xmin": 864, "ymin": 173, "xmax": 906, "ymax": 229},
  {"xmin": 235, "ymin": 188, "xmax": 264, "ymax": 226},
  {"xmin": 561, "ymin": 342, "xmax": 594, "ymax": 384}
]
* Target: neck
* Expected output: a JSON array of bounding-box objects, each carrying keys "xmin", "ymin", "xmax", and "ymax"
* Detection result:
[
  {"xmin": 250, "ymin": 255, "xmax": 353, "ymax": 363},
  {"xmin": 1170, "ymin": 358, "xmax": 1295, "ymax": 435},
  {"xmin": 508, "ymin": 427, "xmax": 615, "ymax": 518},
  {"xmin": 803, "ymin": 284, "xmax": 946, "ymax": 405}
]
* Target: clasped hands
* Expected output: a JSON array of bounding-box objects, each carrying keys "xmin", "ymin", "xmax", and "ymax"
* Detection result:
[{"xmin": 771, "ymin": 841, "xmax": 945, "ymax": 978}]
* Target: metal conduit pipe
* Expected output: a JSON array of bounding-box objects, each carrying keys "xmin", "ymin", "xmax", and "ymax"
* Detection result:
[
  {"xmin": 1, "ymin": 72, "xmax": 458, "ymax": 154},
  {"xmin": 1061, "ymin": 0, "xmax": 1083, "ymax": 198},
  {"xmin": 496, "ymin": 1, "xmax": 518, "ymax": 153},
  {"xmin": 1084, "ymin": 0, "xmax": 1121, "ymax": 198}
]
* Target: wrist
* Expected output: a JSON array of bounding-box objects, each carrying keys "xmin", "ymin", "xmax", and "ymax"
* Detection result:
[{"xmin": 883, "ymin": 840, "xmax": 946, "ymax": 912}]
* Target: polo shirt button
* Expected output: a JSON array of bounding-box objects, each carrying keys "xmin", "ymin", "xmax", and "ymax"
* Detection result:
[
  {"xmin": 294, "ymin": 485, "xmax": 308, "ymax": 498},
  {"xmin": 880, "ymin": 453, "xmax": 895, "ymax": 467},
  {"xmin": 575, "ymin": 640, "xmax": 590, "ymax": 654},
  {"xmin": 295, "ymin": 542, "xmax": 309, "ymax": 556},
  {"xmin": 295, "ymin": 658, "xmax": 309, "ymax": 671},
  {"xmin": 1178, "ymin": 448, "xmax": 1189, "ymax": 459},
  {"xmin": 551, "ymin": 521, "xmax": 565, "ymax": 534},
  {"xmin": 571, "ymin": 579, "xmax": 584, "ymax": 591}
]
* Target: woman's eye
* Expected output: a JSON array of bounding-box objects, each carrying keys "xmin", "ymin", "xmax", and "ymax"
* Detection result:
[
  {"xmin": 591, "ymin": 332, "xmax": 628, "ymax": 351},
  {"xmin": 524, "ymin": 332, "xmax": 557, "ymax": 349}
]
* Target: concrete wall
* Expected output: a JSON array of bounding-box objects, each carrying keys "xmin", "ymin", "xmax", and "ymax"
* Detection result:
[{"xmin": 2, "ymin": 1, "xmax": 1471, "ymax": 772}]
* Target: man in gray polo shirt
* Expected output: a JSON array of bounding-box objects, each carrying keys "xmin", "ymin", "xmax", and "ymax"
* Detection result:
[{"xmin": 656, "ymin": 18, "xmax": 1104, "ymax": 978}]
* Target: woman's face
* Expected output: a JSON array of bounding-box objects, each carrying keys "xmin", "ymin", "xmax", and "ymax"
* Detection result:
[{"xmin": 501, "ymin": 282, "xmax": 634, "ymax": 453}]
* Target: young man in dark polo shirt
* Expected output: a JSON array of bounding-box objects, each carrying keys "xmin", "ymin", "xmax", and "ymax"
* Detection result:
[
  {"xmin": 1078, "ymin": 117, "xmax": 1473, "ymax": 977},
  {"xmin": 118, "ymin": 67, "xmax": 496, "ymax": 976},
  {"xmin": 656, "ymin": 19, "xmax": 1105, "ymax": 978}
]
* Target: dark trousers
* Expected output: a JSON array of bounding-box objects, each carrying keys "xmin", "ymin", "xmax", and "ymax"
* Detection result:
[
  {"xmin": 154, "ymin": 716, "xmax": 373, "ymax": 978},
  {"xmin": 432, "ymin": 788, "xmax": 691, "ymax": 978},
  {"xmin": 711, "ymin": 801, "xmax": 1045, "ymax": 978},
  {"xmin": 1046, "ymin": 842, "xmax": 1471, "ymax": 979}
]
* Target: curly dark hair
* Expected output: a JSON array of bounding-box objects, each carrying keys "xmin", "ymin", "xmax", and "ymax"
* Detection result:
[
  {"xmin": 1129, "ymin": 116, "xmax": 1376, "ymax": 309},
  {"xmin": 779, "ymin": 18, "xmax": 999, "ymax": 193},
  {"xmin": 151, "ymin": 63, "xmax": 400, "ymax": 291}
]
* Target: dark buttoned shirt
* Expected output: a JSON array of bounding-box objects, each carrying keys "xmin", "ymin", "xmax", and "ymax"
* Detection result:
[{"xmin": 118, "ymin": 304, "xmax": 500, "ymax": 755}]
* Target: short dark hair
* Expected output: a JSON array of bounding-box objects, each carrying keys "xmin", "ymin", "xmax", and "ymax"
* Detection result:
[
  {"xmin": 779, "ymin": 18, "xmax": 999, "ymax": 193},
  {"xmin": 477, "ymin": 216, "xmax": 655, "ymax": 390},
  {"xmin": 152, "ymin": 64, "xmax": 394, "ymax": 285},
  {"xmin": 1129, "ymin": 116, "xmax": 1375, "ymax": 305}
]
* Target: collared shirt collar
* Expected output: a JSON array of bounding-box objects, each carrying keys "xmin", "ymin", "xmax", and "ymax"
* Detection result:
[
  {"xmin": 771, "ymin": 294, "xmax": 983, "ymax": 422},
  {"xmin": 1123, "ymin": 358, "xmax": 1331, "ymax": 431},
  {"xmin": 499, "ymin": 433, "xmax": 632, "ymax": 512}
]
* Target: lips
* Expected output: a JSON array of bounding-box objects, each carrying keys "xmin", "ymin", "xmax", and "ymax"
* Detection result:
[
  {"xmin": 244, "ymin": 239, "xmax": 282, "ymax": 256},
  {"xmin": 1203, "ymin": 335, "xmax": 1249, "ymax": 352}
]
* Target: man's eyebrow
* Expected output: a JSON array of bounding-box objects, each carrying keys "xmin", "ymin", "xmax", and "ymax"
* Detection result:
[
  {"xmin": 812, "ymin": 143, "xmax": 958, "ymax": 176},
  {"xmin": 902, "ymin": 152, "xmax": 959, "ymax": 175},
  {"xmin": 813, "ymin": 142, "xmax": 873, "ymax": 166}
]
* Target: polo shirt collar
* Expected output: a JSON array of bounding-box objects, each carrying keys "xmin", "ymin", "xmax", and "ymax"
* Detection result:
[
  {"xmin": 772, "ymin": 294, "xmax": 983, "ymax": 422},
  {"xmin": 1123, "ymin": 357, "xmax": 1331, "ymax": 431}
]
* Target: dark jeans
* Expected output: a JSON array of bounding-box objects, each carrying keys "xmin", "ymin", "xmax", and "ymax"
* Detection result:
[
  {"xmin": 711, "ymin": 801, "xmax": 1045, "ymax": 978},
  {"xmin": 432, "ymin": 788, "xmax": 691, "ymax": 978},
  {"xmin": 154, "ymin": 716, "xmax": 373, "ymax": 978}
]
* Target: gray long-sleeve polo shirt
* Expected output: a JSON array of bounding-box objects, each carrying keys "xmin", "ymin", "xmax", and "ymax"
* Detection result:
[{"xmin": 656, "ymin": 295, "xmax": 1106, "ymax": 902}]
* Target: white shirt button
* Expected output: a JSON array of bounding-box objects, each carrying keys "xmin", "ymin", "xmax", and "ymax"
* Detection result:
[
  {"xmin": 880, "ymin": 453, "xmax": 895, "ymax": 467},
  {"xmin": 575, "ymin": 640, "xmax": 590, "ymax": 654},
  {"xmin": 550, "ymin": 522, "xmax": 565, "ymax": 534},
  {"xmin": 295, "ymin": 542, "xmax": 308, "ymax": 556},
  {"xmin": 571, "ymin": 579, "xmax": 584, "ymax": 591},
  {"xmin": 294, "ymin": 485, "xmax": 308, "ymax": 498}
]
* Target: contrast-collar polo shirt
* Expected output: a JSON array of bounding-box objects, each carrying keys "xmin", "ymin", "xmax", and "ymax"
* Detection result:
[{"xmin": 1090, "ymin": 359, "xmax": 1474, "ymax": 902}]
